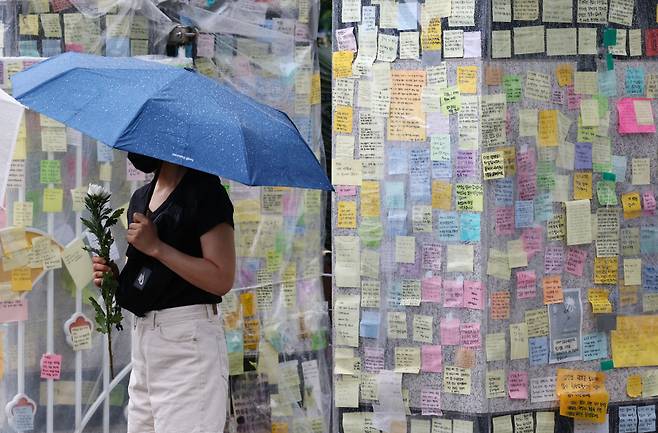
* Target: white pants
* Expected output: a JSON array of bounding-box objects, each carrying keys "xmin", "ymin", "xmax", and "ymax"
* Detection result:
[{"xmin": 127, "ymin": 304, "xmax": 229, "ymax": 433}]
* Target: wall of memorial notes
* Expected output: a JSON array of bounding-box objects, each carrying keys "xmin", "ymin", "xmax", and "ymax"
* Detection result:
[{"xmin": 331, "ymin": 0, "xmax": 658, "ymax": 430}]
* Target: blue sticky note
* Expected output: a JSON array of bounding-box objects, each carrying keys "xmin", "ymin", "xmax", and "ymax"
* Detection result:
[
  {"xmin": 611, "ymin": 155, "xmax": 627, "ymax": 181},
  {"xmin": 529, "ymin": 336, "xmax": 549, "ymax": 366},
  {"xmin": 409, "ymin": 149, "xmax": 431, "ymax": 202},
  {"xmin": 640, "ymin": 227, "xmax": 658, "ymax": 255},
  {"xmin": 438, "ymin": 212, "xmax": 459, "ymax": 241},
  {"xmin": 598, "ymin": 69, "xmax": 617, "ymax": 97},
  {"xmin": 360, "ymin": 311, "xmax": 380, "ymax": 338},
  {"xmin": 42, "ymin": 39, "xmax": 62, "ymax": 57},
  {"xmin": 388, "ymin": 148, "xmax": 409, "ymax": 175},
  {"xmin": 460, "ymin": 213, "xmax": 481, "ymax": 242},
  {"xmin": 397, "ymin": 1, "xmax": 419, "ymax": 30},
  {"xmin": 225, "ymin": 330, "xmax": 244, "ymax": 353},
  {"xmin": 643, "ymin": 265, "xmax": 658, "ymax": 292},
  {"xmin": 515, "ymin": 200, "xmax": 534, "ymax": 228},
  {"xmin": 97, "ymin": 141, "xmax": 114, "ymax": 162},
  {"xmin": 432, "ymin": 160, "xmax": 452, "ymax": 179},
  {"xmin": 575, "ymin": 143, "xmax": 593, "ymax": 170},
  {"xmin": 534, "ymin": 192, "xmax": 553, "ymax": 223},
  {"xmin": 625, "ymin": 67, "xmax": 645, "ymax": 96},
  {"xmin": 106, "ymin": 37, "xmax": 131, "ymax": 57},
  {"xmin": 495, "ymin": 178, "xmax": 514, "ymax": 206},
  {"xmin": 386, "ymin": 209, "xmax": 408, "ymax": 237},
  {"xmin": 582, "ymin": 332, "xmax": 608, "ymax": 361},
  {"xmin": 385, "ymin": 181, "xmax": 406, "ymax": 209},
  {"xmin": 19, "ymin": 40, "xmax": 39, "ymax": 57},
  {"xmin": 388, "ymin": 283, "xmax": 402, "ymax": 308}
]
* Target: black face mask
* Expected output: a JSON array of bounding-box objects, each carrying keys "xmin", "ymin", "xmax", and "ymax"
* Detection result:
[{"xmin": 128, "ymin": 153, "xmax": 161, "ymax": 173}]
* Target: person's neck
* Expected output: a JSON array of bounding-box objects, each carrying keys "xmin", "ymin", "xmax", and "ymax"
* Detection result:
[{"xmin": 157, "ymin": 162, "xmax": 187, "ymax": 188}]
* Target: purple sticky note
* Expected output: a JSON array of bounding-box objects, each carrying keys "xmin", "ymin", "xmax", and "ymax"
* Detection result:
[{"xmin": 575, "ymin": 143, "xmax": 593, "ymax": 170}]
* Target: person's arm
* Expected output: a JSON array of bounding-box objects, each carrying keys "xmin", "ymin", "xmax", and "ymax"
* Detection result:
[{"xmin": 128, "ymin": 212, "xmax": 236, "ymax": 296}]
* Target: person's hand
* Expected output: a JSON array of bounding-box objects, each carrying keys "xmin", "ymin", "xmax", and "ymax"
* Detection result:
[
  {"xmin": 92, "ymin": 256, "xmax": 118, "ymax": 288},
  {"xmin": 127, "ymin": 212, "xmax": 161, "ymax": 257}
]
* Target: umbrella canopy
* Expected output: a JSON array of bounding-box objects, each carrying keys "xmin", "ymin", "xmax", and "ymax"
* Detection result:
[
  {"xmin": 12, "ymin": 52, "xmax": 332, "ymax": 191},
  {"xmin": 0, "ymin": 89, "xmax": 25, "ymax": 202}
]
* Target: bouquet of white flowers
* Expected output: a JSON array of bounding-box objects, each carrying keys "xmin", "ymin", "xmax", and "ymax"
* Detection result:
[{"xmin": 81, "ymin": 184, "xmax": 124, "ymax": 378}]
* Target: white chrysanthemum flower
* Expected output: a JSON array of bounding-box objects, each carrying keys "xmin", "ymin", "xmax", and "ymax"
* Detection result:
[{"xmin": 87, "ymin": 183, "xmax": 109, "ymax": 197}]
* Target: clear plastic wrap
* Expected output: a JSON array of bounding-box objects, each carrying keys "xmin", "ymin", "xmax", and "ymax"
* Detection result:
[{"xmin": 0, "ymin": 0, "xmax": 331, "ymax": 430}]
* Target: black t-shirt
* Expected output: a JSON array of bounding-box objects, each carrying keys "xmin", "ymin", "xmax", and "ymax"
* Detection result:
[{"xmin": 117, "ymin": 169, "xmax": 234, "ymax": 316}]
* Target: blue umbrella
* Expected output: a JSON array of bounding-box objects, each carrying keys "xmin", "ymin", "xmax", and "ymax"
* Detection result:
[{"xmin": 12, "ymin": 52, "xmax": 332, "ymax": 191}]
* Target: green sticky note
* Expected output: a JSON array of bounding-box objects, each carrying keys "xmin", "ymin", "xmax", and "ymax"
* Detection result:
[
  {"xmin": 228, "ymin": 351, "xmax": 245, "ymax": 376},
  {"xmin": 604, "ymin": 28, "xmax": 617, "ymax": 46},
  {"xmin": 109, "ymin": 383, "xmax": 126, "ymax": 406},
  {"xmin": 358, "ymin": 217, "xmax": 383, "ymax": 248},
  {"xmin": 536, "ymin": 160, "xmax": 556, "ymax": 190},
  {"xmin": 597, "ymin": 180, "xmax": 618, "ymax": 206},
  {"xmin": 40, "ymin": 160, "xmax": 61, "ymax": 184},
  {"xmin": 601, "ymin": 359, "xmax": 614, "ymax": 371},
  {"xmin": 311, "ymin": 330, "xmax": 327, "ymax": 351},
  {"xmin": 602, "ymin": 172, "xmax": 616, "ymax": 181},
  {"xmin": 595, "ymin": 94, "xmax": 609, "ymax": 116},
  {"xmin": 606, "ymin": 52, "xmax": 614, "ymax": 71},
  {"xmin": 503, "ymin": 75, "xmax": 522, "ymax": 103}
]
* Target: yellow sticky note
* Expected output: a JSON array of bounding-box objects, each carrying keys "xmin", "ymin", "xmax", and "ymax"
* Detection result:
[
  {"xmin": 13, "ymin": 201, "xmax": 34, "ymax": 227},
  {"xmin": 360, "ymin": 181, "xmax": 381, "ymax": 217},
  {"xmin": 432, "ymin": 180, "xmax": 452, "ymax": 210},
  {"xmin": 337, "ymin": 201, "xmax": 357, "ymax": 229},
  {"xmin": 621, "ymin": 192, "xmax": 642, "ymax": 219},
  {"xmin": 455, "ymin": 184, "xmax": 483, "ymax": 212},
  {"xmin": 594, "ymin": 257, "xmax": 618, "ymax": 285},
  {"xmin": 332, "ymin": 51, "xmax": 354, "ymax": 79},
  {"xmin": 587, "ymin": 288, "xmax": 612, "ymax": 313},
  {"xmin": 556, "ymin": 64, "xmax": 573, "ymax": 87},
  {"xmin": 395, "ymin": 236, "xmax": 415, "ymax": 263},
  {"xmin": 482, "ymin": 151, "xmax": 506, "ymax": 180},
  {"xmin": 13, "ymin": 118, "xmax": 27, "ymax": 160},
  {"xmin": 538, "ymin": 110, "xmax": 559, "ymax": 147},
  {"xmin": 394, "ymin": 346, "xmax": 421, "ymax": 373},
  {"xmin": 421, "ymin": 17, "xmax": 442, "ymax": 51},
  {"xmin": 43, "ymin": 188, "xmax": 64, "ymax": 213},
  {"xmin": 333, "ymin": 105, "xmax": 353, "ymax": 133},
  {"xmin": 61, "ymin": 238, "xmax": 93, "ymax": 290},
  {"xmin": 0, "ymin": 227, "xmax": 28, "ymax": 254},
  {"xmin": 19, "ymin": 14, "xmax": 40, "ymax": 35},
  {"xmin": 612, "ymin": 316, "xmax": 658, "ymax": 367},
  {"xmin": 573, "ymin": 172, "xmax": 592, "ymax": 200},
  {"xmin": 99, "ymin": 163, "xmax": 112, "ymax": 182},
  {"xmin": 11, "ymin": 267, "xmax": 32, "ymax": 292},
  {"xmin": 627, "ymin": 375, "xmax": 642, "ymax": 398},
  {"xmin": 457, "ymin": 66, "xmax": 478, "ymax": 94},
  {"xmin": 310, "ymin": 73, "xmax": 321, "ymax": 105}
]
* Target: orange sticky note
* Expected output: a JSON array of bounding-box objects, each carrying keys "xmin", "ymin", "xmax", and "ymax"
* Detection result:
[
  {"xmin": 543, "ymin": 276, "xmax": 563, "ymax": 304},
  {"xmin": 432, "ymin": 180, "xmax": 452, "ymax": 210},
  {"xmin": 556, "ymin": 64, "xmax": 574, "ymax": 87},
  {"xmin": 538, "ymin": 110, "xmax": 559, "ymax": 147},
  {"xmin": 559, "ymin": 390, "xmax": 609, "ymax": 423}
]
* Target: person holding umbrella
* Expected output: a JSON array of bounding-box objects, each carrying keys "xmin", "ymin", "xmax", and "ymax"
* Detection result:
[{"xmin": 92, "ymin": 152, "xmax": 235, "ymax": 433}]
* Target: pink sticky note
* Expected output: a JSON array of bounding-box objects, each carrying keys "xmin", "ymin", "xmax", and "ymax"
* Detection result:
[
  {"xmin": 422, "ymin": 243, "xmax": 442, "ymax": 271},
  {"xmin": 544, "ymin": 245, "xmax": 564, "ymax": 274},
  {"xmin": 440, "ymin": 318, "xmax": 461, "ymax": 345},
  {"xmin": 0, "ymin": 300, "xmax": 28, "ymax": 323},
  {"xmin": 282, "ymin": 193, "xmax": 300, "ymax": 217},
  {"xmin": 495, "ymin": 207, "xmax": 514, "ymax": 236},
  {"xmin": 460, "ymin": 322, "xmax": 481, "ymax": 348},
  {"xmin": 126, "ymin": 160, "xmax": 146, "ymax": 181},
  {"xmin": 40, "ymin": 353, "xmax": 62, "ymax": 380},
  {"xmin": 421, "ymin": 345, "xmax": 442, "ymax": 372},
  {"xmin": 618, "ymin": 98, "xmax": 657, "ymax": 134},
  {"xmin": 566, "ymin": 85, "xmax": 581, "ymax": 110},
  {"xmin": 196, "ymin": 33, "xmax": 215, "ymax": 58},
  {"xmin": 421, "ymin": 389, "xmax": 442, "ymax": 416},
  {"xmin": 521, "ymin": 227, "xmax": 543, "ymax": 259},
  {"xmin": 335, "ymin": 27, "xmax": 357, "ymax": 52},
  {"xmin": 336, "ymin": 185, "xmax": 357, "ymax": 196},
  {"xmin": 508, "ymin": 371, "xmax": 529, "ymax": 400},
  {"xmin": 643, "ymin": 191, "xmax": 656, "ymax": 215},
  {"xmin": 422, "ymin": 277, "xmax": 442, "ymax": 303},
  {"xmin": 565, "ymin": 248, "xmax": 587, "ymax": 277},
  {"xmin": 463, "ymin": 280, "xmax": 484, "ymax": 310},
  {"xmin": 364, "ymin": 347, "xmax": 385, "ymax": 373},
  {"xmin": 443, "ymin": 279, "xmax": 464, "ymax": 308},
  {"xmin": 516, "ymin": 270, "xmax": 536, "ymax": 299}
]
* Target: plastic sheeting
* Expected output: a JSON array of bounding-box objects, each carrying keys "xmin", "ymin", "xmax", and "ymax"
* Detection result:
[
  {"xmin": 331, "ymin": 0, "xmax": 658, "ymax": 432},
  {"xmin": 0, "ymin": 0, "xmax": 331, "ymax": 431}
]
